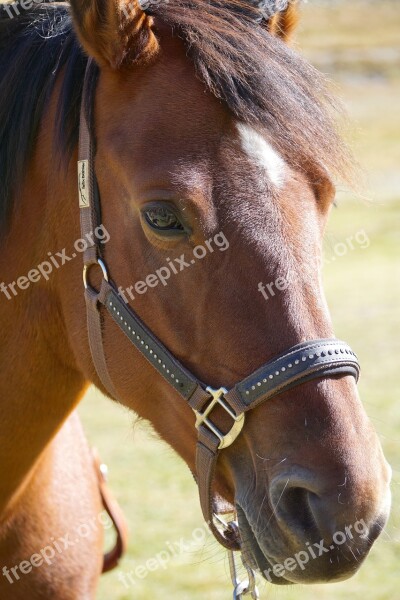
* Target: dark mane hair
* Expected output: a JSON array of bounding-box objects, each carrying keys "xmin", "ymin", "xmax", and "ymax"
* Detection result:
[
  {"xmin": 0, "ymin": 0, "xmax": 351, "ymax": 231},
  {"xmin": 0, "ymin": 3, "xmax": 87, "ymax": 229}
]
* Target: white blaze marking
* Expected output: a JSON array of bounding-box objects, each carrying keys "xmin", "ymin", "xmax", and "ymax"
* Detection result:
[{"xmin": 236, "ymin": 123, "xmax": 286, "ymax": 188}]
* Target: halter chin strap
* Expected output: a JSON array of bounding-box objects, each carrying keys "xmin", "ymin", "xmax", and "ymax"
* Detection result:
[{"xmin": 78, "ymin": 59, "xmax": 360, "ymax": 551}]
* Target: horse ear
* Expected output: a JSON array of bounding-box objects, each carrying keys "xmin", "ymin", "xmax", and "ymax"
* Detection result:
[
  {"xmin": 267, "ymin": 3, "xmax": 299, "ymax": 42},
  {"xmin": 69, "ymin": 0, "xmax": 159, "ymax": 69}
]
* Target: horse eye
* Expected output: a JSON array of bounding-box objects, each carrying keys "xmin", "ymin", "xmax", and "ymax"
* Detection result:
[{"xmin": 143, "ymin": 205, "xmax": 185, "ymax": 232}]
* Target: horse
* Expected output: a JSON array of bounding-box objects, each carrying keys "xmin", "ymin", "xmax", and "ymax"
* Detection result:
[{"xmin": 0, "ymin": 0, "xmax": 392, "ymax": 597}]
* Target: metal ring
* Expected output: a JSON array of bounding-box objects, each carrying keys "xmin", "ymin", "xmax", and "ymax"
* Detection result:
[{"xmin": 83, "ymin": 258, "xmax": 109, "ymax": 290}]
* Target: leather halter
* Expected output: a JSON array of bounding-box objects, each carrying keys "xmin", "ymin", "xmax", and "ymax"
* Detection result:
[{"xmin": 77, "ymin": 59, "xmax": 360, "ymax": 551}]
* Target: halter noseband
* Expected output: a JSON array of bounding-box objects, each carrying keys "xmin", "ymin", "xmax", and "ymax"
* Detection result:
[{"xmin": 77, "ymin": 59, "xmax": 360, "ymax": 552}]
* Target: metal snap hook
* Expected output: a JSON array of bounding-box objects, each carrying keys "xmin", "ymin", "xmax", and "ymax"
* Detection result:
[
  {"xmin": 231, "ymin": 560, "xmax": 259, "ymax": 599},
  {"xmin": 227, "ymin": 522, "xmax": 259, "ymax": 600}
]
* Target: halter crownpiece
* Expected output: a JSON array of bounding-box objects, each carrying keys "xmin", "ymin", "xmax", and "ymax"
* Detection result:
[{"xmin": 77, "ymin": 59, "xmax": 360, "ymax": 559}]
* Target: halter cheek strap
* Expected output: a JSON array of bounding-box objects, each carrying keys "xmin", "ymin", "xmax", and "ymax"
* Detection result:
[{"xmin": 78, "ymin": 59, "xmax": 360, "ymax": 551}]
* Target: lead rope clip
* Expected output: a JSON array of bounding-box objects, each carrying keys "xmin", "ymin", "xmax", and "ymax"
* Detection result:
[{"xmin": 226, "ymin": 522, "xmax": 259, "ymax": 600}]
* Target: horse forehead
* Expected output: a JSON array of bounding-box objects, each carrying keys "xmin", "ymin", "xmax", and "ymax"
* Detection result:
[{"xmin": 235, "ymin": 123, "xmax": 286, "ymax": 188}]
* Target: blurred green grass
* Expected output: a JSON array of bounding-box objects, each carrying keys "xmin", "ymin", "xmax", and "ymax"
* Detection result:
[{"xmin": 78, "ymin": 1, "xmax": 400, "ymax": 598}]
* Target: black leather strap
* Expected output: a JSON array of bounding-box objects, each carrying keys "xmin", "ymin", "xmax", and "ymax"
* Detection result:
[
  {"xmin": 230, "ymin": 339, "xmax": 359, "ymax": 412},
  {"xmin": 104, "ymin": 286, "xmax": 361, "ymax": 413},
  {"xmin": 102, "ymin": 283, "xmax": 360, "ymax": 413},
  {"xmin": 104, "ymin": 285, "xmax": 202, "ymax": 399}
]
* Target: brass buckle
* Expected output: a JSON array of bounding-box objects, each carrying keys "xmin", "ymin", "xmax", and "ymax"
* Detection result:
[{"xmin": 194, "ymin": 387, "xmax": 245, "ymax": 449}]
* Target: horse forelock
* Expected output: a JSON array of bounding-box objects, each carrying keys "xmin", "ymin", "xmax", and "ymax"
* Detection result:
[{"xmin": 0, "ymin": 0, "xmax": 353, "ymax": 234}]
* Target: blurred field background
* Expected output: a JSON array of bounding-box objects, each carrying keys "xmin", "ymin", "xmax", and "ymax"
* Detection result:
[{"xmin": 76, "ymin": 1, "xmax": 400, "ymax": 598}]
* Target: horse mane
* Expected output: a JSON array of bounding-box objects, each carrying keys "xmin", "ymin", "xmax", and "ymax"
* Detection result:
[
  {"xmin": 0, "ymin": 3, "xmax": 90, "ymax": 231},
  {"xmin": 0, "ymin": 0, "xmax": 352, "ymax": 232}
]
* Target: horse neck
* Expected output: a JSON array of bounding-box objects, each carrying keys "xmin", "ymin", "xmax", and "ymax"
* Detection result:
[{"xmin": 0, "ymin": 81, "xmax": 87, "ymax": 518}]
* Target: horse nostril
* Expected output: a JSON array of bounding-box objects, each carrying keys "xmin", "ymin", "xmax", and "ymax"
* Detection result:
[
  {"xmin": 268, "ymin": 469, "xmax": 388, "ymax": 547},
  {"xmin": 268, "ymin": 476, "xmax": 318, "ymax": 534},
  {"xmin": 268, "ymin": 469, "xmax": 347, "ymax": 541},
  {"xmin": 242, "ymin": 467, "xmax": 390, "ymax": 583},
  {"xmin": 281, "ymin": 487, "xmax": 316, "ymax": 529}
]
